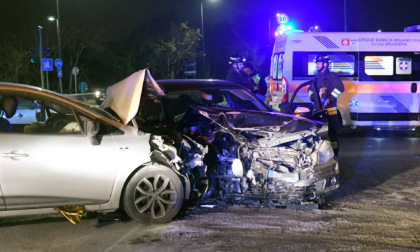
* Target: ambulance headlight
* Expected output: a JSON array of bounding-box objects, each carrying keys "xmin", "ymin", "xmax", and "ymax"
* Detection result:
[
  {"xmin": 318, "ymin": 140, "xmax": 334, "ymax": 165},
  {"xmin": 231, "ymin": 158, "xmax": 244, "ymax": 178}
]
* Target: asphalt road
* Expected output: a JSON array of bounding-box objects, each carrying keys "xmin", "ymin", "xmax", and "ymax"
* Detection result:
[{"xmin": 0, "ymin": 127, "xmax": 419, "ymax": 251}]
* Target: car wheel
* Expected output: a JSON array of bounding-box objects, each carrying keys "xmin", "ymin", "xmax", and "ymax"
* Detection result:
[
  {"xmin": 317, "ymin": 195, "xmax": 325, "ymax": 209},
  {"xmin": 123, "ymin": 164, "xmax": 184, "ymax": 224}
]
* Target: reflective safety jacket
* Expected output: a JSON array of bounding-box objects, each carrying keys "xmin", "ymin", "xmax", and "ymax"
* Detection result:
[
  {"xmin": 308, "ymin": 70, "xmax": 344, "ymax": 115},
  {"xmin": 226, "ymin": 68, "xmax": 257, "ymax": 91},
  {"xmin": 250, "ymin": 73, "xmax": 268, "ymax": 96}
]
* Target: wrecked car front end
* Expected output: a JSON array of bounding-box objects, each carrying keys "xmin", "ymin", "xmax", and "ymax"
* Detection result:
[{"xmin": 177, "ymin": 107, "xmax": 339, "ymax": 208}]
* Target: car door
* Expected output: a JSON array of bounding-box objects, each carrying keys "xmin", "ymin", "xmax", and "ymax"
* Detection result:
[
  {"xmin": 0, "ymin": 94, "xmax": 119, "ymax": 210},
  {"xmin": 287, "ymin": 80, "xmax": 327, "ymax": 123}
]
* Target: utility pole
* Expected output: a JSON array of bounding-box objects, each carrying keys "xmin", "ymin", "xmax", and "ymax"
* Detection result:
[
  {"xmin": 38, "ymin": 26, "xmax": 45, "ymax": 89},
  {"xmin": 344, "ymin": 0, "xmax": 347, "ymax": 32},
  {"xmin": 201, "ymin": 1, "xmax": 205, "ymax": 78},
  {"xmin": 56, "ymin": 0, "xmax": 63, "ymax": 93}
]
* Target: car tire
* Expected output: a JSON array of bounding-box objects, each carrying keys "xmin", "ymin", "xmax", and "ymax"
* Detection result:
[{"xmin": 123, "ymin": 164, "xmax": 184, "ymax": 224}]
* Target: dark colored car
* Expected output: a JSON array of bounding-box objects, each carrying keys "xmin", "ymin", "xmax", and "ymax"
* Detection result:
[{"xmin": 135, "ymin": 78, "xmax": 339, "ymax": 208}]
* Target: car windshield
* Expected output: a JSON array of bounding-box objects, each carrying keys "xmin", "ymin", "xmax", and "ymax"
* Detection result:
[
  {"xmin": 166, "ymin": 89, "xmax": 268, "ymax": 111},
  {"xmin": 163, "ymin": 88, "xmax": 269, "ymax": 122},
  {"xmin": 72, "ymin": 99, "xmax": 120, "ymax": 122}
]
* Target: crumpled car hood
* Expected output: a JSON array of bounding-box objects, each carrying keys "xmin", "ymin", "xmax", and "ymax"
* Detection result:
[
  {"xmin": 101, "ymin": 69, "xmax": 165, "ymax": 125},
  {"xmin": 179, "ymin": 106, "xmax": 324, "ymax": 147}
]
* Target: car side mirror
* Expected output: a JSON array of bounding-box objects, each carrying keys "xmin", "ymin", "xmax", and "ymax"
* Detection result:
[
  {"xmin": 294, "ymin": 107, "xmax": 311, "ymax": 113},
  {"xmin": 82, "ymin": 120, "xmax": 100, "ymax": 137}
]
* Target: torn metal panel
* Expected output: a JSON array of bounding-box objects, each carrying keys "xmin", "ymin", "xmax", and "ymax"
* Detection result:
[{"xmin": 101, "ymin": 69, "xmax": 165, "ymax": 125}]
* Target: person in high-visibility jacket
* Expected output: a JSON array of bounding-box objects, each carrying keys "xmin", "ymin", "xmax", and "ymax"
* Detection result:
[
  {"xmin": 308, "ymin": 55, "xmax": 345, "ymax": 157},
  {"xmin": 244, "ymin": 62, "xmax": 268, "ymax": 102},
  {"xmin": 226, "ymin": 54, "xmax": 257, "ymax": 92}
]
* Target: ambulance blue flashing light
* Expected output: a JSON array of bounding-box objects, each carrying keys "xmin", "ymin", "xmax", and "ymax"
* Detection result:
[
  {"xmin": 275, "ymin": 29, "xmax": 304, "ymax": 37},
  {"xmin": 274, "ymin": 14, "xmax": 303, "ymax": 37}
]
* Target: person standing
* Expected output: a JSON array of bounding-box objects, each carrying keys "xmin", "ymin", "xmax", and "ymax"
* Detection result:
[
  {"xmin": 226, "ymin": 54, "xmax": 257, "ymax": 92},
  {"xmin": 244, "ymin": 62, "xmax": 268, "ymax": 102},
  {"xmin": 308, "ymin": 55, "xmax": 344, "ymax": 157}
]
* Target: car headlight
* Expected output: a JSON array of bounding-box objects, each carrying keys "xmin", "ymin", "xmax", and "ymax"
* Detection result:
[
  {"xmin": 231, "ymin": 158, "xmax": 244, "ymax": 177},
  {"xmin": 318, "ymin": 140, "xmax": 334, "ymax": 165}
]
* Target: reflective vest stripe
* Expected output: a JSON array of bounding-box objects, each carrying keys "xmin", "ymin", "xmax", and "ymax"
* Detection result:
[
  {"xmin": 325, "ymin": 107, "xmax": 338, "ymax": 115},
  {"xmin": 331, "ymin": 88, "xmax": 342, "ymax": 98}
]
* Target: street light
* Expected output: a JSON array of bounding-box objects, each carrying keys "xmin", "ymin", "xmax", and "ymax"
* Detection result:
[
  {"xmin": 47, "ymin": 0, "xmax": 63, "ymax": 93},
  {"xmin": 200, "ymin": 1, "xmax": 205, "ymax": 78},
  {"xmin": 38, "ymin": 26, "xmax": 45, "ymax": 89},
  {"xmin": 200, "ymin": 0, "xmax": 217, "ymax": 79},
  {"xmin": 344, "ymin": 0, "xmax": 347, "ymax": 32}
]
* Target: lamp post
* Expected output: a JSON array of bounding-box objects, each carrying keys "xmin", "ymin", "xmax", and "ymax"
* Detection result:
[
  {"xmin": 200, "ymin": 1, "xmax": 205, "ymax": 78},
  {"xmin": 344, "ymin": 0, "xmax": 347, "ymax": 32},
  {"xmin": 48, "ymin": 0, "xmax": 62, "ymax": 93},
  {"xmin": 200, "ymin": 0, "xmax": 217, "ymax": 79},
  {"xmin": 38, "ymin": 26, "xmax": 45, "ymax": 89}
]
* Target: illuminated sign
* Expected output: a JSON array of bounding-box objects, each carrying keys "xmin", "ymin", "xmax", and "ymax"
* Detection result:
[{"xmin": 277, "ymin": 13, "xmax": 288, "ymax": 24}]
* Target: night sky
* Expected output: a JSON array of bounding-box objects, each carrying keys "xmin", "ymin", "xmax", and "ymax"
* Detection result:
[
  {"xmin": 0, "ymin": 0, "xmax": 419, "ymax": 88},
  {"xmin": 2, "ymin": 0, "xmax": 418, "ymax": 33}
]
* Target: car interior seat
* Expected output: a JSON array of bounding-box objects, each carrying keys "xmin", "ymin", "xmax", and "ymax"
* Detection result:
[
  {"xmin": 172, "ymin": 94, "xmax": 196, "ymax": 123},
  {"xmin": 0, "ymin": 95, "xmax": 18, "ymax": 132},
  {"xmin": 178, "ymin": 94, "xmax": 195, "ymax": 112}
]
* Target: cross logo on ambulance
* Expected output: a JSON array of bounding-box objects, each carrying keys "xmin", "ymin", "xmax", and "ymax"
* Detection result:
[
  {"xmin": 341, "ymin": 38, "xmax": 350, "ymax": 46},
  {"xmin": 399, "ymin": 61, "xmax": 409, "ymax": 71}
]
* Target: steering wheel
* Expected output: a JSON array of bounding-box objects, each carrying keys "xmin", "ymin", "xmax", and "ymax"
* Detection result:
[{"xmin": 45, "ymin": 114, "xmax": 73, "ymax": 132}]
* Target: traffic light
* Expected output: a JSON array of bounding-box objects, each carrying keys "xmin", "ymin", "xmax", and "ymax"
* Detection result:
[{"xmin": 30, "ymin": 48, "xmax": 51, "ymax": 63}]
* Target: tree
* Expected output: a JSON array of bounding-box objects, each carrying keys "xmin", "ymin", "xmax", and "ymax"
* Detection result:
[
  {"xmin": 152, "ymin": 22, "xmax": 201, "ymax": 79},
  {"xmin": 61, "ymin": 24, "xmax": 104, "ymax": 93},
  {"xmin": 0, "ymin": 33, "xmax": 39, "ymax": 85}
]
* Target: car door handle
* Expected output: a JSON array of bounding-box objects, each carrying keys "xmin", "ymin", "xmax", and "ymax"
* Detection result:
[{"xmin": 2, "ymin": 151, "xmax": 29, "ymax": 160}]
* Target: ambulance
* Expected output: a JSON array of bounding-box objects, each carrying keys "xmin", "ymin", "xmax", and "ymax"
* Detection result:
[{"xmin": 269, "ymin": 29, "xmax": 420, "ymax": 129}]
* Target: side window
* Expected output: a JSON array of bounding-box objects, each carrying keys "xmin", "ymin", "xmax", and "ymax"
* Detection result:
[
  {"xmin": 277, "ymin": 54, "xmax": 284, "ymax": 80},
  {"xmin": 164, "ymin": 91, "xmax": 203, "ymax": 122},
  {"xmin": 359, "ymin": 52, "xmax": 420, "ymax": 81},
  {"xmin": 0, "ymin": 94, "xmax": 81, "ymax": 134},
  {"xmin": 272, "ymin": 54, "xmax": 279, "ymax": 80},
  {"xmin": 396, "ymin": 57, "xmax": 412, "ymax": 75},
  {"xmin": 364, "ymin": 56, "xmax": 394, "ymax": 76},
  {"xmin": 293, "ymin": 51, "xmax": 357, "ymax": 79}
]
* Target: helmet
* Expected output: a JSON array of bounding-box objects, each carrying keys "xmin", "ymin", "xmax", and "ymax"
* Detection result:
[
  {"xmin": 314, "ymin": 55, "xmax": 330, "ymax": 64},
  {"xmin": 229, "ymin": 54, "xmax": 246, "ymax": 64}
]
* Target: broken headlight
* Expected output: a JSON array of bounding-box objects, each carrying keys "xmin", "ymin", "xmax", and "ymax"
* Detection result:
[
  {"xmin": 317, "ymin": 140, "xmax": 335, "ymax": 165},
  {"xmin": 231, "ymin": 158, "xmax": 244, "ymax": 177}
]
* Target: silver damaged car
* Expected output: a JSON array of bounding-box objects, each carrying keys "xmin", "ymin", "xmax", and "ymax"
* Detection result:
[{"xmin": 0, "ymin": 69, "xmax": 339, "ymax": 224}]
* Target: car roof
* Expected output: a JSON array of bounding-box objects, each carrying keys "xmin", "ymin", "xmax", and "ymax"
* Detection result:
[
  {"xmin": 0, "ymin": 82, "xmax": 123, "ymax": 127},
  {"xmin": 156, "ymin": 79, "xmax": 247, "ymax": 92}
]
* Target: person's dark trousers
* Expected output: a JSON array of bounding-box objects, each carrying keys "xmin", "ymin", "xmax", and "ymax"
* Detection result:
[{"xmin": 327, "ymin": 113, "xmax": 341, "ymax": 157}]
